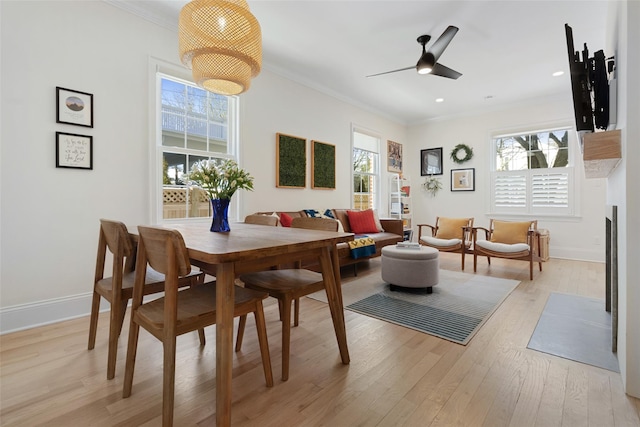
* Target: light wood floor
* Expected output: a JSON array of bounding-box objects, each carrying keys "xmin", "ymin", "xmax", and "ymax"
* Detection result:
[{"xmin": 2, "ymin": 255, "xmax": 640, "ymax": 426}]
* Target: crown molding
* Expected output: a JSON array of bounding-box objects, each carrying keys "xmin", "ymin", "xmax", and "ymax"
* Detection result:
[{"xmin": 102, "ymin": 0, "xmax": 179, "ymax": 31}]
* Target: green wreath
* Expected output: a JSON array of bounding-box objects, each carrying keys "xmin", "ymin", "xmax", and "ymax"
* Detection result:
[{"xmin": 450, "ymin": 144, "xmax": 473, "ymax": 164}]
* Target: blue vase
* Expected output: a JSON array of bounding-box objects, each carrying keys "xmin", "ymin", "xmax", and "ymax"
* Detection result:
[{"xmin": 210, "ymin": 198, "xmax": 231, "ymax": 232}]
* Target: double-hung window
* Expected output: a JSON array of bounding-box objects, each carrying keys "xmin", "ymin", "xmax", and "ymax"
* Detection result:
[
  {"xmin": 491, "ymin": 127, "xmax": 574, "ymax": 216},
  {"xmin": 352, "ymin": 129, "xmax": 380, "ymax": 210},
  {"xmin": 157, "ymin": 73, "xmax": 239, "ymax": 221}
]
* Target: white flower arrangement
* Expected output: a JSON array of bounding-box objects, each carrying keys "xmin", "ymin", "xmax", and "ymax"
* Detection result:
[{"xmin": 187, "ymin": 159, "xmax": 254, "ymax": 200}]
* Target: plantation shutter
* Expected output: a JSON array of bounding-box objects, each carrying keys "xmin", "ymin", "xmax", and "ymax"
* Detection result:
[
  {"xmin": 493, "ymin": 172, "xmax": 527, "ymax": 209},
  {"xmin": 532, "ymin": 172, "xmax": 569, "ymax": 208}
]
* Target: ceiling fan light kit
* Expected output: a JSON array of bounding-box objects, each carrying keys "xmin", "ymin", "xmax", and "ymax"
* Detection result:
[
  {"xmin": 367, "ymin": 25, "xmax": 462, "ymax": 79},
  {"xmin": 178, "ymin": 0, "xmax": 262, "ymax": 96}
]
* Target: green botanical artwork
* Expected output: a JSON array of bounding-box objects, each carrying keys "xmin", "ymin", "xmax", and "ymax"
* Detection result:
[
  {"xmin": 312, "ymin": 140, "xmax": 336, "ymax": 189},
  {"xmin": 276, "ymin": 133, "xmax": 306, "ymax": 188}
]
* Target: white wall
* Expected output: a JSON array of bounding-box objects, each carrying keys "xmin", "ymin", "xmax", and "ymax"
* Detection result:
[{"xmin": 406, "ymin": 95, "xmax": 606, "ymax": 262}]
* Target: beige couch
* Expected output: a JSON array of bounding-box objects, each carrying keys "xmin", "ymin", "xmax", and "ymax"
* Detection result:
[{"xmin": 255, "ymin": 209, "xmax": 403, "ymax": 272}]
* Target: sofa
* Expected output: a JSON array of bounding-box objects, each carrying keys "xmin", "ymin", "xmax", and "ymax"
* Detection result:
[{"xmin": 254, "ymin": 209, "xmax": 404, "ymax": 273}]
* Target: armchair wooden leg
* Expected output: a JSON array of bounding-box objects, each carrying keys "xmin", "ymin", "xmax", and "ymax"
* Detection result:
[
  {"xmin": 461, "ymin": 253, "xmax": 466, "ymax": 270},
  {"xmin": 198, "ymin": 329, "xmax": 206, "ymax": 346},
  {"xmin": 474, "ymin": 253, "xmax": 478, "ymax": 272}
]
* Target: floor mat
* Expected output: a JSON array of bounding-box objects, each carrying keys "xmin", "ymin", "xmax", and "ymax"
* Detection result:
[
  {"xmin": 310, "ymin": 269, "xmax": 519, "ymax": 345},
  {"xmin": 527, "ymin": 292, "xmax": 619, "ymax": 372}
]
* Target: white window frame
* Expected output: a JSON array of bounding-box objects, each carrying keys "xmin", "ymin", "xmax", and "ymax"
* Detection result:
[
  {"xmin": 149, "ymin": 58, "xmax": 240, "ymax": 224},
  {"xmin": 351, "ymin": 125, "xmax": 381, "ymax": 212},
  {"xmin": 489, "ymin": 124, "xmax": 578, "ymax": 217}
]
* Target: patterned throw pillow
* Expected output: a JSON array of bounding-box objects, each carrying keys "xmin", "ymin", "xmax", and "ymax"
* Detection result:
[
  {"xmin": 304, "ymin": 209, "xmax": 344, "ymax": 232},
  {"xmin": 346, "ymin": 209, "xmax": 379, "ymax": 234}
]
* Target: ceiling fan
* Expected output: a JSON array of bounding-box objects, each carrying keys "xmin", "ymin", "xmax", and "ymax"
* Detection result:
[{"xmin": 367, "ymin": 25, "xmax": 462, "ymax": 79}]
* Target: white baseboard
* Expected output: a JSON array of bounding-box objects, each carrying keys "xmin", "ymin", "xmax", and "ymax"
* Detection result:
[
  {"xmin": 551, "ymin": 246, "xmax": 605, "ymax": 263},
  {"xmin": 0, "ymin": 292, "xmax": 108, "ymax": 335}
]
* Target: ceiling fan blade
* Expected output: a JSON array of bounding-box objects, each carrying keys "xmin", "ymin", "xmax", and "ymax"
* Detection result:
[
  {"xmin": 366, "ymin": 65, "xmax": 414, "ymax": 78},
  {"xmin": 430, "ymin": 62, "xmax": 462, "ymax": 79},
  {"xmin": 427, "ymin": 25, "xmax": 459, "ymax": 63}
]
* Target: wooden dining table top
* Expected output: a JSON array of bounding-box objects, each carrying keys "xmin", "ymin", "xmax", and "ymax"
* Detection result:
[{"xmin": 166, "ymin": 221, "xmax": 354, "ymax": 264}]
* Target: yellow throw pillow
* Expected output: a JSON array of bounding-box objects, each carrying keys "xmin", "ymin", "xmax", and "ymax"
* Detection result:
[
  {"xmin": 435, "ymin": 218, "xmax": 470, "ymax": 239},
  {"xmin": 490, "ymin": 220, "xmax": 532, "ymax": 244}
]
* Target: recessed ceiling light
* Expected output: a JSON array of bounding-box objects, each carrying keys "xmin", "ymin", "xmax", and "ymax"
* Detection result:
[
  {"xmin": 435, "ymin": 98, "xmax": 444, "ymax": 103},
  {"xmin": 553, "ymin": 71, "xmax": 565, "ymax": 77},
  {"xmin": 484, "ymin": 95, "xmax": 493, "ymax": 101}
]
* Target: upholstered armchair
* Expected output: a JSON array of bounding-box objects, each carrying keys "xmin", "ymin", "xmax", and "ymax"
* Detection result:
[
  {"xmin": 472, "ymin": 219, "xmax": 542, "ymax": 280},
  {"xmin": 417, "ymin": 217, "xmax": 474, "ymax": 269}
]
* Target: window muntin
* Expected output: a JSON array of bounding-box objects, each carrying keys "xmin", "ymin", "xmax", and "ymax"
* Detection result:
[
  {"xmin": 491, "ymin": 128, "xmax": 573, "ymax": 216},
  {"xmin": 159, "ymin": 74, "xmax": 237, "ymax": 220}
]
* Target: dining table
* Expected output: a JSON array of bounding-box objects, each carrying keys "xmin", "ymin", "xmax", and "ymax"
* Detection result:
[{"xmin": 164, "ymin": 221, "xmax": 354, "ymax": 426}]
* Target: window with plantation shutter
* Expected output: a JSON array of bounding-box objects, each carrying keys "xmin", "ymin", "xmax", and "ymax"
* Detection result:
[{"xmin": 491, "ymin": 128, "xmax": 574, "ymax": 216}]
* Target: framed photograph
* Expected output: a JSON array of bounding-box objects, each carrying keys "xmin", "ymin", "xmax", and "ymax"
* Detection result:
[
  {"xmin": 421, "ymin": 147, "xmax": 443, "ymax": 176},
  {"xmin": 276, "ymin": 133, "xmax": 306, "ymax": 188},
  {"xmin": 387, "ymin": 140, "xmax": 402, "ymax": 173},
  {"xmin": 311, "ymin": 140, "xmax": 336, "ymax": 189},
  {"xmin": 451, "ymin": 168, "xmax": 475, "ymax": 191},
  {"xmin": 56, "ymin": 132, "xmax": 93, "ymax": 170},
  {"xmin": 56, "ymin": 86, "xmax": 93, "ymax": 128}
]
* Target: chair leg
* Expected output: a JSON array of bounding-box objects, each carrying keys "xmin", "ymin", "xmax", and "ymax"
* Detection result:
[
  {"xmin": 122, "ymin": 320, "xmax": 140, "ymax": 398},
  {"xmin": 293, "ymin": 298, "xmax": 300, "ymax": 327},
  {"xmin": 461, "ymin": 252, "xmax": 466, "ymax": 270},
  {"xmin": 253, "ymin": 302, "xmax": 274, "ymax": 387},
  {"xmin": 530, "ymin": 260, "xmax": 534, "ymax": 280},
  {"xmin": 198, "ymin": 329, "xmax": 206, "ymax": 346},
  {"xmin": 235, "ymin": 314, "xmax": 247, "ymax": 352},
  {"xmin": 87, "ymin": 291, "xmax": 101, "ymax": 350},
  {"xmin": 280, "ymin": 297, "xmax": 293, "ymax": 381},
  {"xmin": 473, "ymin": 252, "xmax": 478, "ymax": 272},
  {"xmin": 107, "ymin": 299, "xmax": 122, "ymax": 380},
  {"xmin": 162, "ymin": 337, "xmax": 177, "ymax": 427}
]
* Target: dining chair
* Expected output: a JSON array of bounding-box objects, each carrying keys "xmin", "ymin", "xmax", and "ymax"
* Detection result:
[
  {"xmin": 244, "ymin": 214, "xmax": 279, "ymax": 226},
  {"xmin": 472, "ymin": 219, "xmax": 543, "ymax": 280},
  {"xmin": 88, "ymin": 219, "xmax": 205, "ymax": 380},
  {"xmin": 123, "ymin": 225, "xmax": 273, "ymax": 426},
  {"xmin": 417, "ymin": 217, "xmax": 474, "ymax": 269},
  {"xmin": 236, "ymin": 216, "xmax": 338, "ymax": 381}
]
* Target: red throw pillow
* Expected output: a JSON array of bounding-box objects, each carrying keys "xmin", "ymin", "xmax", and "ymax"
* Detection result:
[
  {"xmin": 347, "ymin": 209, "xmax": 379, "ymax": 234},
  {"xmin": 280, "ymin": 212, "xmax": 293, "ymax": 227}
]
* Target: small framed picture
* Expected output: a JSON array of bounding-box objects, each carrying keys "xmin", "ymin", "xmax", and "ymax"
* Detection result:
[
  {"xmin": 420, "ymin": 147, "xmax": 443, "ymax": 176},
  {"xmin": 451, "ymin": 168, "xmax": 475, "ymax": 191},
  {"xmin": 56, "ymin": 86, "xmax": 93, "ymax": 127},
  {"xmin": 387, "ymin": 140, "xmax": 403, "ymax": 173},
  {"xmin": 56, "ymin": 132, "xmax": 93, "ymax": 170}
]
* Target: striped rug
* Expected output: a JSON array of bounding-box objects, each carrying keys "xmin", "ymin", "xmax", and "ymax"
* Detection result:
[{"xmin": 311, "ymin": 269, "xmax": 520, "ymax": 345}]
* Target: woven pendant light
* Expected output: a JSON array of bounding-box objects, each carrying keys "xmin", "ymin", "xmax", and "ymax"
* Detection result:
[{"xmin": 179, "ymin": 0, "xmax": 262, "ymax": 95}]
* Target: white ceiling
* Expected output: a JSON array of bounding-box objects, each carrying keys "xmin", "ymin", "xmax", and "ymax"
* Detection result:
[{"xmin": 106, "ymin": 0, "xmax": 611, "ymax": 124}]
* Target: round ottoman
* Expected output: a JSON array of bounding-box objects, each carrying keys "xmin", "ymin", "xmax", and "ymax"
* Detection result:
[{"xmin": 381, "ymin": 245, "xmax": 439, "ymax": 293}]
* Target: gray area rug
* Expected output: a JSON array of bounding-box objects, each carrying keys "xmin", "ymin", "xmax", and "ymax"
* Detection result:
[
  {"xmin": 309, "ymin": 270, "xmax": 520, "ymax": 345},
  {"xmin": 527, "ymin": 292, "xmax": 619, "ymax": 372}
]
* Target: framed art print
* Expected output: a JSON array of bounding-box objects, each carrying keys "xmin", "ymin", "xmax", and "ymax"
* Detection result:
[
  {"xmin": 56, "ymin": 86, "xmax": 93, "ymax": 128},
  {"xmin": 421, "ymin": 147, "xmax": 443, "ymax": 176},
  {"xmin": 451, "ymin": 168, "xmax": 475, "ymax": 191},
  {"xmin": 311, "ymin": 140, "xmax": 336, "ymax": 189},
  {"xmin": 387, "ymin": 140, "xmax": 402, "ymax": 173},
  {"xmin": 276, "ymin": 133, "xmax": 306, "ymax": 188},
  {"xmin": 56, "ymin": 132, "xmax": 93, "ymax": 170}
]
